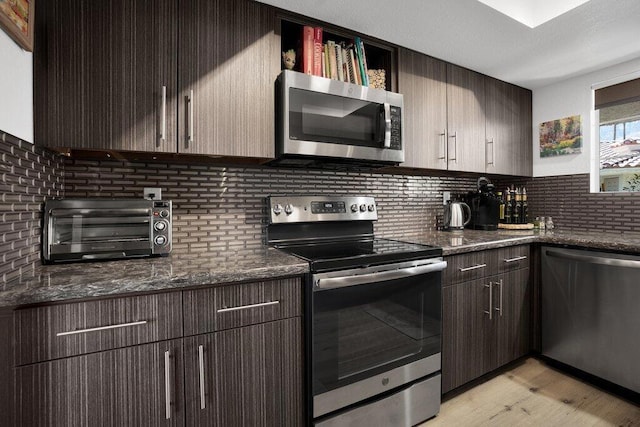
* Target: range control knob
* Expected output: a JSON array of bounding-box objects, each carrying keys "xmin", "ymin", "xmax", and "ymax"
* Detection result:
[
  {"xmin": 350, "ymin": 204, "xmax": 358, "ymax": 213},
  {"xmin": 367, "ymin": 204, "xmax": 375, "ymax": 212},
  {"xmin": 359, "ymin": 204, "xmax": 367, "ymax": 212},
  {"xmin": 159, "ymin": 210, "xmax": 170, "ymax": 218},
  {"xmin": 154, "ymin": 221, "xmax": 167, "ymax": 231},
  {"xmin": 154, "ymin": 235, "xmax": 167, "ymax": 246},
  {"xmin": 284, "ymin": 204, "xmax": 294, "ymax": 215},
  {"xmin": 272, "ymin": 204, "xmax": 283, "ymax": 215}
]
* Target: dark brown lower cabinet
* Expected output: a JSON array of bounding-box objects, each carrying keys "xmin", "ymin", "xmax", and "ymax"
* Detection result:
[
  {"xmin": 16, "ymin": 339, "xmax": 185, "ymax": 426},
  {"xmin": 184, "ymin": 318, "xmax": 303, "ymax": 427},
  {"xmin": 442, "ymin": 268, "xmax": 530, "ymax": 393}
]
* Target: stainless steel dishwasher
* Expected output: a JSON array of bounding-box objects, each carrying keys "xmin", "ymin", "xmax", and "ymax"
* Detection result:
[{"xmin": 541, "ymin": 246, "xmax": 640, "ymax": 393}]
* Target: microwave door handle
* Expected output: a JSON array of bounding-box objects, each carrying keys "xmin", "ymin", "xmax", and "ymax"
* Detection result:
[{"xmin": 383, "ymin": 103, "xmax": 392, "ymax": 148}]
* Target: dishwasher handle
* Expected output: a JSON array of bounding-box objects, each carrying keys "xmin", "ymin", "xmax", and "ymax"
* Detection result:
[
  {"xmin": 545, "ymin": 249, "xmax": 640, "ymax": 269},
  {"xmin": 314, "ymin": 260, "xmax": 447, "ymax": 290}
]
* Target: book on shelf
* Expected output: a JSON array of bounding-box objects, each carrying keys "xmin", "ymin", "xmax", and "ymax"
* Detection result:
[
  {"xmin": 312, "ymin": 27, "xmax": 323, "ymax": 76},
  {"xmin": 302, "ymin": 26, "xmax": 314, "ymax": 75},
  {"xmin": 358, "ymin": 38, "xmax": 370, "ymax": 86},
  {"xmin": 354, "ymin": 37, "xmax": 368, "ymax": 86},
  {"xmin": 327, "ymin": 40, "xmax": 338, "ymax": 80},
  {"xmin": 336, "ymin": 43, "xmax": 344, "ymax": 82}
]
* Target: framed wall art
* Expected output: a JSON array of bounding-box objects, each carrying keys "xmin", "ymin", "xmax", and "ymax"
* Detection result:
[
  {"xmin": 539, "ymin": 114, "xmax": 582, "ymax": 158},
  {"xmin": 0, "ymin": 0, "xmax": 34, "ymax": 52}
]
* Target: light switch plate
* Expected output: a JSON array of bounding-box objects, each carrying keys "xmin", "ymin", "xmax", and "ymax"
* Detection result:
[
  {"xmin": 443, "ymin": 191, "xmax": 451, "ymax": 205},
  {"xmin": 143, "ymin": 187, "xmax": 162, "ymax": 200}
]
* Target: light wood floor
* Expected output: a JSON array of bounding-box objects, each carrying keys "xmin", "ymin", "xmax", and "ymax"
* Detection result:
[{"xmin": 420, "ymin": 358, "xmax": 640, "ymax": 426}]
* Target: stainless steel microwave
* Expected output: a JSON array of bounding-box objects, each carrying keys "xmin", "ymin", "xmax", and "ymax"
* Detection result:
[
  {"xmin": 275, "ymin": 70, "xmax": 404, "ymax": 166},
  {"xmin": 43, "ymin": 199, "xmax": 172, "ymax": 263}
]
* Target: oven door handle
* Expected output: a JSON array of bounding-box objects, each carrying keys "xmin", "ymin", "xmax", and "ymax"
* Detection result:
[{"xmin": 314, "ymin": 260, "xmax": 447, "ymax": 290}]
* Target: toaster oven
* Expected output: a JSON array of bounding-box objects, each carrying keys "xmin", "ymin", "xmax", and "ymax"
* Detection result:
[{"xmin": 43, "ymin": 199, "xmax": 172, "ymax": 263}]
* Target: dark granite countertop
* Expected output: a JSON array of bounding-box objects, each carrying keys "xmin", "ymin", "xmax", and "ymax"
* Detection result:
[
  {"xmin": 0, "ymin": 247, "xmax": 309, "ymax": 308},
  {"xmin": 400, "ymin": 229, "xmax": 640, "ymax": 256},
  {"xmin": 3, "ymin": 229, "xmax": 640, "ymax": 308}
]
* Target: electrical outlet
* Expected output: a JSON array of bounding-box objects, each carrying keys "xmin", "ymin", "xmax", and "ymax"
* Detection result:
[
  {"xmin": 443, "ymin": 191, "xmax": 451, "ymax": 205},
  {"xmin": 143, "ymin": 187, "xmax": 162, "ymax": 200}
]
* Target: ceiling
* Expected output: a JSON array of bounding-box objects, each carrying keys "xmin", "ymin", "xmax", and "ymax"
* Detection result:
[{"xmin": 257, "ymin": 0, "xmax": 640, "ymax": 89}]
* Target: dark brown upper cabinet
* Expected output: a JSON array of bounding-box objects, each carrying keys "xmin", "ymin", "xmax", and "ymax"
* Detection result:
[
  {"xmin": 39, "ymin": 0, "xmax": 178, "ymax": 153},
  {"xmin": 398, "ymin": 48, "xmax": 532, "ymax": 176},
  {"xmin": 177, "ymin": 0, "xmax": 278, "ymax": 158},
  {"xmin": 37, "ymin": 0, "xmax": 278, "ymax": 160},
  {"xmin": 398, "ymin": 51, "xmax": 486, "ymax": 173},
  {"xmin": 485, "ymin": 78, "xmax": 533, "ymax": 176}
]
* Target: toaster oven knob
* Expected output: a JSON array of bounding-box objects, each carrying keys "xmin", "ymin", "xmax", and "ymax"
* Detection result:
[
  {"xmin": 154, "ymin": 235, "xmax": 167, "ymax": 246},
  {"xmin": 154, "ymin": 221, "xmax": 167, "ymax": 231},
  {"xmin": 359, "ymin": 204, "xmax": 367, "ymax": 212},
  {"xmin": 350, "ymin": 204, "xmax": 358, "ymax": 213},
  {"xmin": 284, "ymin": 204, "xmax": 293, "ymax": 215},
  {"xmin": 272, "ymin": 204, "xmax": 283, "ymax": 215},
  {"xmin": 367, "ymin": 204, "xmax": 375, "ymax": 212},
  {"xmin": 159, "ymin": 209, "xmax": 170, "ymax": 218}
]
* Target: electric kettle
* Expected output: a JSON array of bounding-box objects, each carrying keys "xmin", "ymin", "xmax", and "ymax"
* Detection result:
[{"xmin": 444, "ymin": 201, "xmax": 471, "ymax": 230}]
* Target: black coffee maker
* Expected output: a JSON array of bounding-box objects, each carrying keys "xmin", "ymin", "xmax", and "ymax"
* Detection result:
[{"xmin": 465, "ymin": 177, "xmax": 500, "ymax": 230}]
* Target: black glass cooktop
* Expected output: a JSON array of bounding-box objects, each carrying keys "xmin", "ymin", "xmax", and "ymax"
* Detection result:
[{"xmin": 275, "ymin": 238, "xmax": 442, "ymax": 272}]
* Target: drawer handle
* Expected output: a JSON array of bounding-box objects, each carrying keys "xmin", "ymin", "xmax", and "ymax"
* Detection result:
[
  {"xmin": 56, "ymin": 320, "xmax": 148, "ymax": 337},
  {"xmin": 198, "ymin": 345, "xmax": 206, "ymax": 410},
  {"xmin": 459, "ymin": 264, "xmax": 487, "ymax": 272},
  {"xmin": 217, "ymin": 301, "xmax": 280, "ymax": 313},
  {"xmin": 504, "ymin": 256, "xmax": 527, "ymax": 263},
  {"xmin": 165, "ymin": 350, "xmax": 171, "ymax": 420}
]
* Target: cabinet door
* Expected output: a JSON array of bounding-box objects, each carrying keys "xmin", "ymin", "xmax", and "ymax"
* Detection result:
[
  {"xmin": 491, "ymin": 268, "xmax": 531, "ymax": 370},
  {"xmin": 441, "ymin": 279, "xmax": 492, "ymax": 393},
  {"xmin": 184, "ymin": 318, "xmax": 303, "ymax": 426},
  {"xmin": 397, "ymin": 48, "xmax": 448, "ymax": 169},
  {"xmin": 485, "ymin": 78, "xmax": 532, "ymax": 176},
  {"xmin": 16, "ymin": 340, "xmax": 184, "ymax": 426},
  {"xmin": 43, "ymin": 0, "xmax": 178, "ymax": 152},
  {"xmin": 446, "ymin": 64, "xmax": 486, "ymax": 173},
  {"xmin": 178, "ymin": 0, "xmax": 279, "ymax": 157}
]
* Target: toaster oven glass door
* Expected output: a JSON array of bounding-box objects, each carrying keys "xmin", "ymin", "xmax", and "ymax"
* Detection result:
[{"xmin": 48, "ymin": 208, "xmax": 152, "ymax": 255}]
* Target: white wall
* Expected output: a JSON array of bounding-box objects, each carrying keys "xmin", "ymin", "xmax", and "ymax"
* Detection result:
[
  {"xmin": 0, "ymin": 29, "xmax": 33, "ymax": 142},
  {"xmin": 532, "ymin": 57, "xmax": 640, "ymax": 178}
]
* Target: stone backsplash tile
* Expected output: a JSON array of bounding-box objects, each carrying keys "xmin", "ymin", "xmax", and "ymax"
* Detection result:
[
  {"xmin": 63, "ymin": 159, "xmax": 480, "ymax": 253},
  {"xmin": 0, "ymin": 133, "xmax": 64, "ymax": 284}
]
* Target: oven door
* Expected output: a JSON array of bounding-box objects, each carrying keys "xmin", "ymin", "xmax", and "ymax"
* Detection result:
[{"xmin": 310, "ymin": 258, "xmax": 446, "ymax": 419}]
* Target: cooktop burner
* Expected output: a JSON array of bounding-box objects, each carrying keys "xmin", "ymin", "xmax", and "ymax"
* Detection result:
[
  {"xmin": 276, "ymin": 238, "xmax": 442, "ymax": 272},
  {"xmin": 267, "ymin": 195, "xmax": 442, "ymax": 272}
]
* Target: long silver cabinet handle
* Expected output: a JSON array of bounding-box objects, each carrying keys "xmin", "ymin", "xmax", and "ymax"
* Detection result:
[
  {"xmin": 459, "ymin": 263, "xmax": 487, "ymax": 272},
  {"xmin": 484, "ymin": 282, "xmax": 493, "ymax": 320},
  {"xmin": 56, "ymin": 320, "xmax": 148, "ymax": 337},
  {"xmin": 495, "ymin": 279, "xmax": 503, "ymax": 316},
  {"xmin": 187, "ymin": 89, "xmax": 194, "ymax": 143},
  {"xmin": 198, "ymin": 345, "xmax": 206, "ymax": 410},
  {"xmin": 503, "ymin": 255, "xmax": 528, "ymax": 263},
  {"xmin": 315, "ymin": 261, "xmax": 448, "ymax": 290},
  {"xmin": 438, "ymin": 130, "xmax": 446, "ymax": 160},
  {"xmin": 217, "ymin": 300, "xmax": 280, "ymax": 313},
  {"xmin": 164, "ymin": 350, "xmax": 171, "ymax": 420},
  {"xmin": 487, "ymin": 139, "xmax": 494, "ymax": 165},
  {"xmin": 160, "ymin": 85, "xmax": 167, "ymax": 141},
  {"xmin": 449, "ymin": 132, "xmax": 457, "ymax": 161},
  {"xmin": 546, "ymin": 249, "xmax": 640, "ymax": 268}
]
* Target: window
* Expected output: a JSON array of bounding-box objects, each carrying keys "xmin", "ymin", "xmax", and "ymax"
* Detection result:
[{"xmin": 595, "ymin": 77, "xmax": 640, "ymax": 192}]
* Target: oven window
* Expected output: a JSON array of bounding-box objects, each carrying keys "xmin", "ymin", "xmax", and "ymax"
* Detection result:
[
  {"xmin": 289, "ymin": 88, "xmax": 383, "ymax": 147},
  {"xmin": 49, "ymin": 209, "xmax": 152, "ymax": 253},
  {"xmin": 312, "ymin": 272, "xmax": 441, "ymax": 395}
]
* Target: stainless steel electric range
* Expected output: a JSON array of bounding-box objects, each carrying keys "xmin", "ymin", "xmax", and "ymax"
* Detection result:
[{"xmin": 267, "ymin": 195, "xmax": 446, "ymax": 427}]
